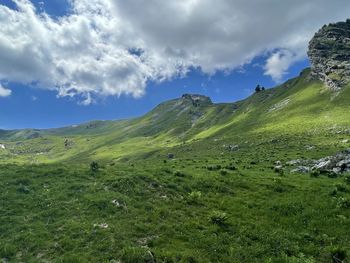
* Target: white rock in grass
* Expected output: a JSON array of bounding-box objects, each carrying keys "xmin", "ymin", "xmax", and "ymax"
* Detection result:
[
  {"xmin": 94, "ymin": 223, "xmax": 108, "ymax": 229},
  {"xmin": 111, "ymin": 199, "xmax": 122, "ymax": 207}
]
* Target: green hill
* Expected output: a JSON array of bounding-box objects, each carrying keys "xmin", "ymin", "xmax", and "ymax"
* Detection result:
[{"xmin": 1, "ymin": 68, "xmax": 349, "ymax": 164}]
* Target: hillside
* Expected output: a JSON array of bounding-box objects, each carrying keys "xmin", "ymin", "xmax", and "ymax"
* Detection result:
[{"xmin": 0, "ymin": 68, "xmax": 349, "ymax": 164}]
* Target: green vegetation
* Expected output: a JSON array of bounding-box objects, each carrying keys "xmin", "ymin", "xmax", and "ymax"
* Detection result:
[{"xmin": 0, "ymin": 69, "xmax": 350, "ymax": 262}]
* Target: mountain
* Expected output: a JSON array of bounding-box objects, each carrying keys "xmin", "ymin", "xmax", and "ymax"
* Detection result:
[{"xmin": 0, "ymin": 67, "xmax": 349, "ymax": 163}]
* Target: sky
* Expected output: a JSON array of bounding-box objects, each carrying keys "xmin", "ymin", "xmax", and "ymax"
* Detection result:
[{"xmin": 0, "ymin": 0, "xmax": 349, "ymax": 129}]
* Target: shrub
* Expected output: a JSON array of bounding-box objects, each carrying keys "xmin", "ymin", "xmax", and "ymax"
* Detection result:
[
  {"xmin": 255, "ymin": 84, "xmax": 261, "ymax": 93},
  {"xmin": 336, "ymin": 197, "xmax": 350, "ymax": 209},
  {"xmin": 17, "ymin": 184, "xmax": 30, "ymax": 194},
  {"xmin": 220, "ymin": 169, "xmax": 228, "ymax": 176},
  {"xmin": 325, "ymin": 171, "xmax": 338, "ymax": 178},
  {"xmin": 271, "ymin": 178, "xmax": 288, "ymax": 193},
  {"xmin": 310, "ymin": 169, "xmax": 320, "ymax": 178},
  {"xmin": 225, "ymin": 164, "xmax": 237, "ymax": 170},
  {"xmin": 207, "ymin": 165, "xmax": 221, "ymax": 171},
  {"xmin": 90, "ymin": 161, "xmax": 99, "ymax": 172},
  {"xmin": 344, "ymin": 174, "xmax": 350, "ymax": 184},
  {"xmin": 174, "ymin": 170, "xmax": 185, "ymax": 177},
  {"xmin": 329, "ymin": 188, "xmax": 338, "ymax": 197},
  {"xmin": 187, "ymin": 191, "xmax": 202, "ymax": 204},
  {"xmin": 335, "ymin": 183, "xmax": 348, "ymax": 192},
  {"xmin": 210, "ymin": 211, "xmax": 228, "ymax": 226},
  {"xmin": 330, "ymin": 247, "xmax": 347, "ymax": 263}
]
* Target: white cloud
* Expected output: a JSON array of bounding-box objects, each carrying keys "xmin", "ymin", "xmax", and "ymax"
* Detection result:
[
  {"xmin": 0, "ymin": 84, "xmax": 11, "ymax": 97},
  {"xmin": 0, "ymin": 0, "xmax": 349, "ymax": 103},
  {"xmin": 264, "ymin": 49, "xmax": 304, "ymax": 82}
]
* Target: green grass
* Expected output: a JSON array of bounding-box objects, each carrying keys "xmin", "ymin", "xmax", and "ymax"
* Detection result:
[
  {"xmin": 0, "ymin": 68, "xmax": 350, "ymax": 262},
  {"xmin": 1, "ymin": 147, "xmax": 350, "ymax": 262}
]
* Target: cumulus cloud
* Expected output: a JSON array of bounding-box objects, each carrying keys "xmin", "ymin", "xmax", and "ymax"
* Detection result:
[
  {"xmin": 0, "ymin": 84, "xmax": 12, "ymax": 97},
  {"xmin": 0, "ymin": 0, "xmax": 349, "ymax": 103},
  {"xmin": 264, "ymin": 49, "xmax": 304, "ymax": 82}
]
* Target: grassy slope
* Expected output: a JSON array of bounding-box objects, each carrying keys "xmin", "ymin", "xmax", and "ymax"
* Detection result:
[
  {"xmin": 1, "ymin": 69, "xmax": 350, "ymax": 262},
  {"xmin": 4, "ymin": 68, "xmax": 350, "ymax": 164}
]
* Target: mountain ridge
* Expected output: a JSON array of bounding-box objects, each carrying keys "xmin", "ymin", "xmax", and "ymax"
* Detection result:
[{"xmin": 1, "ymin": 67, "xmax": 349, "ymax": 164}]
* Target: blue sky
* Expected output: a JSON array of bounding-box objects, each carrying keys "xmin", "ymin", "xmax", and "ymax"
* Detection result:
[
  {"xmin": 0, "ymin": 0, "xmax": 346, "ymax": 129},
  {"xmin": 0, "ymin": 56, "xmax": 309, "ymax": 129}
]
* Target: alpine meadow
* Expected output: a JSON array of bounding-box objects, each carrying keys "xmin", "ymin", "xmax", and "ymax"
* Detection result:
[{"xmin": 0, "ymin": 1, "xmax": 350, "ymax": 263}]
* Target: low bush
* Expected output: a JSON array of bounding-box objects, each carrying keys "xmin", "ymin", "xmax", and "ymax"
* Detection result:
[
  {"xmin": 174, "ymin": 170, "xmax": 185, "ymax": 177},
  {"xmin": 330, "ymin": 247, "xmax": 347, "ymax": 263},
  {"xmin": 344, "ymin": 174, "xmax": 350, "ymax": 184},
  {"xmin": 207, "ymin": 165, "xmax": 221, "ymax": 171},
  {"xmin": 187, "ymin": 191, "xmax": 202, "ymax": 204},
  {"xmin": 336, "ymin": 197, "xmax": 350, "ymax": 209},
  {"xmin": 210, "ymin": 211, "xmax": 228, "ymax": 226},
  {"xmin": 90, "ymin": 161, "xmax": 99, "ymax": 172},
  {"xmin": 220, "ymin": 169, "xmax": 228, "ymax": 176},
  {"xmin": 225, "ymin": 164, "xmax": 237, "ymax": 170}
]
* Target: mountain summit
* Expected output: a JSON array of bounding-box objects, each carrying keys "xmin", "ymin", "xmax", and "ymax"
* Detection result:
[{"xmin": 181, "ymin": 94, "xmax": 213, "ymax": 107}]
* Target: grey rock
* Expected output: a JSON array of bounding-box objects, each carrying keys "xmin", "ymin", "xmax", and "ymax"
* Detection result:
[
  {"xmin": 287, "ymin": 148, "xmax": 350, "ymax": 175},
  {"xmin": 181, "ymin": 94, "xmax": 212, "ymax": 107},
  {"xmin": 291, "ymin": 166, "xmax": 310, "ymax": 173},
  {"xmin": 333, "ymin": 167, "xmax": 342, "ymax": 174},
  {"xmin": 308, "ymin": 19, "xmax": 350, "ymax": 90},
  {"xmin": 305, "ymin": 145, "xmax": 315, "ymax": 150},
  {"xmin": 224, "ymin": 144, "xmax": 239, "ymax": 151},
  {"xmin": 167, "ymin": 153, "xmax": 175, "ymax": 159},
  {"xmin": 313, "ymin": 160, "xmax": 332, "ymax": 170},
  {"xmin": 274, "ymin": 165, "xmax": 283, "ymax": 173}
]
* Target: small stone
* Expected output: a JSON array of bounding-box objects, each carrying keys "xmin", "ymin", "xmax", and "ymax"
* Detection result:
[{"xmin": 93, "ymin": 223, "xmax": 108, "ymax": 229}]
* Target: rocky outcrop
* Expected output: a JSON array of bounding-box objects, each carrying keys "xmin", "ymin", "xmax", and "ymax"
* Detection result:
[
  {"xmin": 181, "ymin": 94, "xmax": 212, "ymax": 107},
  {"xmin": 289, "ymin": 148, "xmax": 350, "ymax": 175},
  {"xmin": 308, "ymin": 19, "xmax": 350, "ymax": 90}
]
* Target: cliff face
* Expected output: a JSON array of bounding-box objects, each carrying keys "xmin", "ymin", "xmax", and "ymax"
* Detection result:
[{"xmin": 308, "ymin": 19, "xmax": 350, "ymax": 90}]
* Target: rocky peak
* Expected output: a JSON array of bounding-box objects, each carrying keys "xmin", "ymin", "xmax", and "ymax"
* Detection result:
[
  {"xmin": 181, "ymin": 94, "xmax": 212, "ymax": 107},
  {"xmin": 308, "ymin": 19, "xmax": 350, "ymax": 90}
]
